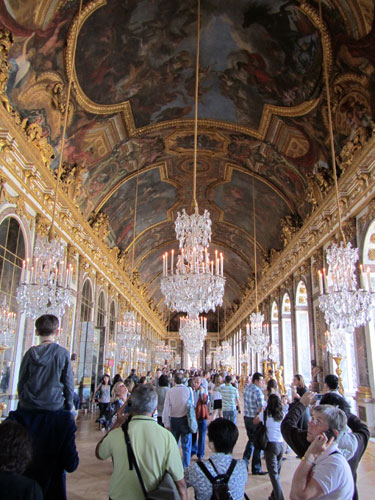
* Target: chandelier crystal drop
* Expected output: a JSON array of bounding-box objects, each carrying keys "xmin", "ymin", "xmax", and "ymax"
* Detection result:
[
  {"xmin": 0, "ymin": 299, "xmax": 17, "ymax": 350},
  {"xmin": 246, "ymin": 312, "xmax": 269, "ymax": 355},
  {"xmin": 16, "ymin": 235, "xmax": 73, "ymax": 319},
  {"xmin": 117, "ymin": 311, "xmax": 141, "ymax": 349},
  {"xmin": 318, "ymin": 242, "xmax": 375, "ymax": 332},
  {"xmin": 161, "ymin": 207, "xmax": 225, "ymax": 316}
]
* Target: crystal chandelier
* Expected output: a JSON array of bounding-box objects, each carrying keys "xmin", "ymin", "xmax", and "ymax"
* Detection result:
[
  {"xmin": 184, "ymin": 337, "xmax": 203, "ymax": 359},
  {"xmin": 155, "ymin": 343, "xmax": 173, "ymax": 363},
  {"xmin": 160, "ymin": 0, "xmax": 225, "ymax": 317},
  {"xmin": 240, "ymin": 353, "xmax": 249, "ymax": 364},
  {"xmin": 215, "ymin": 341, "xmax": 231, "ymax": 365},
  {"xmin": 246, "ymin": 174, "xmax": 269, "ymax": 356},
  {"xmin": 268, "ymin": 343, "xmax": 279, "ymax": 362},
  {"xmin": 117, "ymin": 311, "xmax": 141, "ymax": 349},
  {"xmin": 317, "ymin": 9, "xmax": 375, "ymax": 336},
  {"xmin": 325, "ymin": 328, "xmax": 347, "ymax": 357},
  {"xmin": 319, "ymin": 242, "xmax": 374, "ymax": 332},
  {"xmin": 246, "ymin": 317, "xmax": 269, "ymax": 355},
  {"xmin": 0, "ymin": 299, "xmax": 17, "ymax": 350},
  {"xmin": 179, "ymin": 315, "xmax": 207, "ymax": 343},
  {"xmin": 16, "ymin": 235, "xmax": 73, "ymax": 319}
]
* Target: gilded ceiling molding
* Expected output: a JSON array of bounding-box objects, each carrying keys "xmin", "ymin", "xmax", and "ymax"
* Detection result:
[
  {"xmin": 0, "ymin": 108, "xmax": 166, "ymax": 336},
  {"xmin": 224, "ymin": 131, "xmax": 375, "ymax": 336}
]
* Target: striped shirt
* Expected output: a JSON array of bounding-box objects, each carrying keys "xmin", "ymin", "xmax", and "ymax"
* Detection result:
[{"xmin": 217, "ymin": 384, "xmax": 239, "ymax": 411}]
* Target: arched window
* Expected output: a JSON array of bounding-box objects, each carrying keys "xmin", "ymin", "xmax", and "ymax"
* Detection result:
[
  {"xmin": 271, "ymin": 301, "xmax": 280, "ymax": 363},
  {"xmin": 0, "ymin": 217, "xmax": 25, "ymax": 399},
  {"xmin": 295, "ymin": 281, "xmax": 311, "ymax": 385},
  {"xmin": 281, "ymin": 293, "xmax": 293, "ymax": 389}
]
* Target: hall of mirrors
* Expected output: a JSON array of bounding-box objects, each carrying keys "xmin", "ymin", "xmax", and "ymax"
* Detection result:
[
  {"xmin": 1, "ymin": 197, "xmax": 375, "ymax": 433},
  {"xmin": 1, "ymin": 0, "xmax": 375, "ymax": 440}
]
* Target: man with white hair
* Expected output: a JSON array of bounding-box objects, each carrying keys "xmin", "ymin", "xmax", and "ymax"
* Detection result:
[
  {"xmin": 290, "ymin": 405, "xmax": 353, "ymax": 500},
  {"xmin": 96, "ymin": 384, "xmax": 187, "ymax": 500}
]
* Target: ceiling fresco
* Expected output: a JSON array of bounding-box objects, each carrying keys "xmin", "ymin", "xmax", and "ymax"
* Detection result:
[{"xmin": 1, "ymin": 0, "xmax": 375, "ymax": 329}]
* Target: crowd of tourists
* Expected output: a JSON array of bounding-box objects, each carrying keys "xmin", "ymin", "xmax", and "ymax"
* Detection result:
[{"xmin": 0, "ymin": 314, "xmax": 370, "ymax": 500}]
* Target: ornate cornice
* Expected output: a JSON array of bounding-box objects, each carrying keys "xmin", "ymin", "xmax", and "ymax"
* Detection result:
[{"xmin": 224, "ymin": 131, "xmax": 375, "ymax": 335}]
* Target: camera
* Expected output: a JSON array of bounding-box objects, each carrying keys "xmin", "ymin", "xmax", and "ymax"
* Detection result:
[{"xmin": 314, "ymin": 393, "xmax": 323, "ymax": 401}]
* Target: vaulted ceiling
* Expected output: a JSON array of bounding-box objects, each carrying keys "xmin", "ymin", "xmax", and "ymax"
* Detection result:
[{"xmin": 1, "ymin": 0, "xmax": 374, "ymax": 330}]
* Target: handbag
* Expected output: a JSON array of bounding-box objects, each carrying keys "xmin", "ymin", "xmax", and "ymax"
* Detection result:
[
  {"xmin": 186, "ymin": 387, "xmax": 198, "ymax": 433},
  {"xmin": 254, "ymin": 412, "xmax": 268, "ymax": 450},
  {"xmin": 122, "ymin": 419, "xmax": 180, "ymax": 500},
  {"xmin": 195, "ymin": 393, "xmax": 209, "ymax": 420}
]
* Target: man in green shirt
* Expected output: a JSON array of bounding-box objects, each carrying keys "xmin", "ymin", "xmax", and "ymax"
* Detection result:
[{"xmin": 96, "ymin": 384, "xmax": 187, "ymax": 500}]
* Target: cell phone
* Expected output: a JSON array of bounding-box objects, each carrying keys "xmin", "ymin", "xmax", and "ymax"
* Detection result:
[
  {"xmin": 314, "ymin": 393, "xmax": 323, "ymax": 401},
  {"xmin": 324, "ymin": 429, "xmax": 335, "ymax": 441}
]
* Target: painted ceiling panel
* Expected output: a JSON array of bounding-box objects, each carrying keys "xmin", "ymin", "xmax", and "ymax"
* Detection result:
[
  {"xmin": 102, "ymin": 167, "xmax": 178, "ymax": 250},
  {"xmin": 75, "ymin": 0, "xmax": 322, "ymax": 130},
  {"xmin": 213, "ymin": 169, "xmax": 292, "ymax": 251}
]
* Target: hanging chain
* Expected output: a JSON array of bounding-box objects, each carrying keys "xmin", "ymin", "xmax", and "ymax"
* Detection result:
[
  {"xmin": 192, "ymin": 0, "xmax": 201, "ymax": 210},
  {"xmin": 252, "ymin": 174, "xmax": 258, "ymax": 311},
  {"xmin": 319, "ymin": 0, "xmax": 346, "ymax": 244},
  {"xmin": 50, "ymin": 0, "xmax": 83, "ymax": 240}
]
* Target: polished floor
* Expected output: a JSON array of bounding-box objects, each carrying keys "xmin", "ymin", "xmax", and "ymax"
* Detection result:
[{"xmin": 67, "ymin": 411, "xmax": 374, "ymax": 500}]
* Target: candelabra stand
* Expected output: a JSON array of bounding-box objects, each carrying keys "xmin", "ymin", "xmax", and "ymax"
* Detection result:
[{"xmin": 332, "ymin": 356, "xmax": 344, "ymax": 395}]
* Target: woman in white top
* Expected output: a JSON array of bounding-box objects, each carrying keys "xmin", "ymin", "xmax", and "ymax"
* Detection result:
[{"xmin": 254, "ymin": 394, "xmax": 285, "ymax": 500}]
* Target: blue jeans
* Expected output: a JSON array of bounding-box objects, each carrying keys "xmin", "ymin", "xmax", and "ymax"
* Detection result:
[
  {"xmin": 170, "ymin": 416, "xmax": 192, "ymax": 468},
  {"xmin": 191, "ymin": 419, "xmax": 208, "ymax": 459},
  {"xmin": 223, "ymin": 409, "xmax": 236, "ymax": 425},
  {"xmin": 243, "ymin": 416, "xmax": 263, "ymax": 473}
]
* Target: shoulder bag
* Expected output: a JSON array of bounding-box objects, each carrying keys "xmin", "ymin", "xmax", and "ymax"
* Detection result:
[
  {"xmin": 196, "ymin": 392, "xmax": 209, "ymax": 420},
  {"xmin": 186, "ymin": 387, "xmax": 198, "ymax": 433},
  {"xmin": 122, "ymin": 419, "xmax": 181, "ymax": 500},
  {"xmin": 254, "ymin": 412, "xmax": 268, "ymax": 450}
]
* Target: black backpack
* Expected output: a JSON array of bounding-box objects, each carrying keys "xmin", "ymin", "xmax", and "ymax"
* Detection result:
[{"xmin": 197, "ymin": 458, "xmax": 236, "ymax": 500}]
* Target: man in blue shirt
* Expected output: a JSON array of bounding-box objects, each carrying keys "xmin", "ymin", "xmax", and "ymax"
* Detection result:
[{"xmin": 243, "ymin": 372, "xmax": 267, "ymax": 475}]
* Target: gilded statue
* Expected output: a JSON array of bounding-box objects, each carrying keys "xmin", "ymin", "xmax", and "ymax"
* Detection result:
[
  {"xmin": 280, "ymin": 215, "xmax": 301, "ymax": 248},
  {"xmin": 276, "ymin": 364, "xmax": 287, "ymax": 395},
  {"xmin": 57, "ymin": 161, "xmax": 87, "ymax": 206},
  {"xmin": 24, "ymin": 122, "xmax": 55, "ymax": 167},
  {"xmin": 89, "ymin": 211, "xmax": 110, "ymax": 241},
  {"xmin": 337, "ymin": 122, "xmax": 375, "ymax": 171}
]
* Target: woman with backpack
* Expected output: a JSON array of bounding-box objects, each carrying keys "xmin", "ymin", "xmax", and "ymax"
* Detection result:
[
  {"xmin": 184, "ymin": 418, "xmax": 247, "ymax": 500},
  {"xmin": 254, "ymin": 394, "xmax": 285, "ymax": 500}
]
